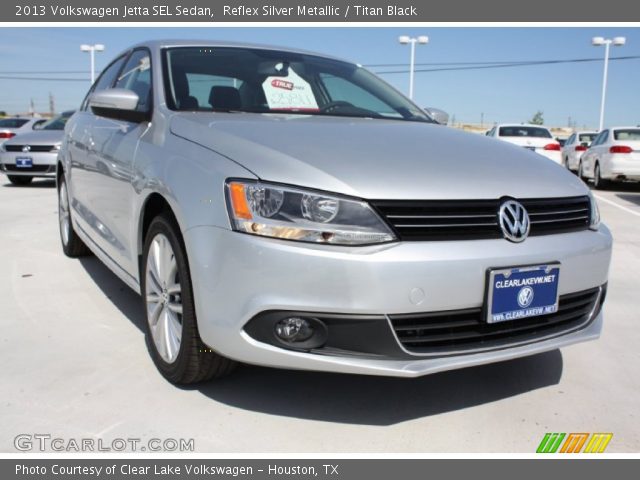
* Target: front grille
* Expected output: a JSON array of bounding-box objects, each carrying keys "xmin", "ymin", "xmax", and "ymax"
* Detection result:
[
  {"xmin": 2, "ymin": 164, "xmax": 54, "ymax": 173},
  {"xmin": 4, "ymin": 145, "xmax": 55, "ymax": 153},
  {"xmin": 371, "ymin": 196, "xmax": 591, "ymax": 241},
  {"xmin": 389, "ymin": 287, "xmax": 603, "ymax": 355}
]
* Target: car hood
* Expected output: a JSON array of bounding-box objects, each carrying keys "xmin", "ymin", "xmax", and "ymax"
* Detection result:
[
  {"xmin": 4, "ymin": 130, "xmax": 63, "ymax": 146},
  {"xmin": 170, "ymin": 114, "xmax": 588, "ymax": 200}
]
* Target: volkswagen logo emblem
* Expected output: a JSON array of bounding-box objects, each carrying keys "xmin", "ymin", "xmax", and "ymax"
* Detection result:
[
  {"xmin": 499, "ymin": 199, "xmax": 530, "ymax": 243},
  {"xmin": 22, "ymin": 145, "xmax": 31, "ymax": 152},
  {"xmin": 517, "ymin": 286, "xmax": 535, "ymax": 308}
]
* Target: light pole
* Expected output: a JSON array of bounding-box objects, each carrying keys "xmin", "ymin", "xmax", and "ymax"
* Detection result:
[
  {"xmin": 592, "ymin": 36, "xmax": 626, "ymax": 131},
  {"xmin": 398, "ymin": 35, "xmax": 429, "ymax": 99},
  {"xmin": 80, "ymin": 44, "xmax": 105, "ymax": 84}
]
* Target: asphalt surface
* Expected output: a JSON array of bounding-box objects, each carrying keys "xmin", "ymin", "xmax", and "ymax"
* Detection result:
[{"xmin": 0, "ymin": 176, "xmax": 638, "ymax": 453}]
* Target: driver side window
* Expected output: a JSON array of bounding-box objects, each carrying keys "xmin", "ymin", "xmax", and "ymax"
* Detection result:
[
  {"xmin": 115, "ymin": 49, "xmax": 152, "ymax": 113},
  {"xmin": 80, "ymin": 55, "xmax": 127, "ymax": 111}
]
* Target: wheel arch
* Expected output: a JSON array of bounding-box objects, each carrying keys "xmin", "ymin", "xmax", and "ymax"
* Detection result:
[
  {"xmin": 137, "ymin": 192, "xmax": 183, "ymax": 280},
  {"xmin": 56, "ymin": 160, "xmax": 64, "ymax": 187}
]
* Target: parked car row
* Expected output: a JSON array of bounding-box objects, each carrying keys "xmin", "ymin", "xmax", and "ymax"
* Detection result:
[{"xmin": 484, "ymin": 123, "xmax": 640, "ymax": 190}]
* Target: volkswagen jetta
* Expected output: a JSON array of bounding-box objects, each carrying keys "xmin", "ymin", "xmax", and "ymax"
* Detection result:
[{"xmin": 58, "ymin": 41, "xmax": 612, "ymax": 383}]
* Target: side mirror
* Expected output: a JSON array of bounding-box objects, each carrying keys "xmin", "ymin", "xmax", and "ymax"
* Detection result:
[
  {"xmin": 89, "ymin": 89, "xmax": 149, "ymax": 122},
  {"xmin": 424, "ymin": 107, "xmax": 449, "ymax": 125}
]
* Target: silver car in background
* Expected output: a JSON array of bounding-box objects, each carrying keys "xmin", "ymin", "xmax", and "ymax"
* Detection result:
[
  {"xmin": 1, "ymin": 111, "xmax": 74, "ymax": 186},
  {"xmin": 58, "ymin": 40, "xmax": 612, "ymax": 384}
]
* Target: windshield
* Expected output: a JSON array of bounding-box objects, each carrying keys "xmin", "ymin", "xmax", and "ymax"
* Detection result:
[
  {"xmin": 614, "ymin": 129, "xmax": 640, "ymax": 141},
  {"xmin": 163, "ymin": 47, "xmax": 432, "ymax": 122},
  {"xmin": 0, "ymin": 118, "xmax": 29, "ymax": 128},
  {"xmin": 498, "ymin": 126, "xmax": 552, "ymax": 138},
  {"xmin": 39, "ymin": 111, "xmax": 74, "ymax": 131}
]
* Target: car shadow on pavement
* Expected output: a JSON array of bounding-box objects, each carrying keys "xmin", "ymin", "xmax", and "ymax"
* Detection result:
[
  {"xmin": 2, "ymin": 179, "xmax": 56, "ymax": 188},
  {"xmin": 615, "ymin": 193, "xmax": 640, "ymax": 206},
  {"xmin": 78, "ymin": 256, "xmax": 146, "ymax": 333},
  {"xmin": 193, "ymin": 349, "xmax": 563, "ymax": 425},
  {"xmin": 76, "ymin": 250, "xmax": 564, "ymax": 426}
]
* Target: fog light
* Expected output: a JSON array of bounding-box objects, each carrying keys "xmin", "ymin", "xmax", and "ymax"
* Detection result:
[{"xmin": 274, "ymin": 317, "xmax": 315, "ymax": 343}]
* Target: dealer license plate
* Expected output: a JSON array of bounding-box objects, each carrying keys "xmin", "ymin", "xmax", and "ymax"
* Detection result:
[
  {"xmin": 15, "ymin": 157, "xmax": 33, "ymax": 168},
  {"xmin": 486, "ymin": 264, "xmax": 560, "ymax": 324}
]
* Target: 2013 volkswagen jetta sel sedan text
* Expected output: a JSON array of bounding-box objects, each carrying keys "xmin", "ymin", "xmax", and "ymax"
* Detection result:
[{"xmin": 58, "ymin": 41, "xmax": 612, "ymax": 384}]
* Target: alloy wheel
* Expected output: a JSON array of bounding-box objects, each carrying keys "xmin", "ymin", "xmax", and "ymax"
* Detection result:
[
  {"xmin": 145, "ymin": 233, "xmax": 183, "ymax": 364},
  {"xmin": 58, "ymin": 181, "xmax": 70, "ymax": 246}
]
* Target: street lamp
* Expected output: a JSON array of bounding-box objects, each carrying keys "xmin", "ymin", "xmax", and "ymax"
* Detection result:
[
  {"xmin": 398, "ymin": 35, "xmax": 429, "ymax": 99},
  {"xmin": 80, "ymin": 44, "xmax": 105, "ymax": 84},
  {"xmin": 592, "ymin": 36, "xmax": 626, "ymax": 131}
]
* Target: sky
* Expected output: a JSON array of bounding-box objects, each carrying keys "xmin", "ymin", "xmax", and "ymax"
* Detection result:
[{"xmin": 0, "ymin": 27, "xmax": 638, "ymax": 128}]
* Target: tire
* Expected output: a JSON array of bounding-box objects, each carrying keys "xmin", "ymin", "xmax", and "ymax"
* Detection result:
[
  {"xmin": 58, "ymin": 175, "xmax": 91, "ymax": 257},
  {"xmin": 578, "ymin": 161, "xmax": 587, "ymax": 183},
  {"xmin": 593, "ymin": 163, "xmax": 610, "ymax": 190},
  {"xmin": 8, "ymin": 175, "xmax": 33, "ymax": 186},
  {"xmin": 563, "ymin": 156, "xmax": 570, "ymax": 170},
  {"xmin": 142, "ymin": 213, "xmax": 236, "ymax": 384}
]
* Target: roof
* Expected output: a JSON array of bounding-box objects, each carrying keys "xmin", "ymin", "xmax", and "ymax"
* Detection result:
[{"xmin": 116, "ymin": 39, "xmax": 351, "ymax": 65}]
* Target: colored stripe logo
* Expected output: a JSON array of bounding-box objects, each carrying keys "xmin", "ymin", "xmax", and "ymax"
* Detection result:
[{"xmin": 537, "ymin": 433, "xmax": 613, "ymax": 453}]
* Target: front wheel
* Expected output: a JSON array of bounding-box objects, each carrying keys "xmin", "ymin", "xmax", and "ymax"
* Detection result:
[
  {"xmin": 8, "ymin": 175, "xmax": 32, "ymax": 186},
  {"xmin": 142, "ymin": 214, "xmax": 236, "ymax": 384}
]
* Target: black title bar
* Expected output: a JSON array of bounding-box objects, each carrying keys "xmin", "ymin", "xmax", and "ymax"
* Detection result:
[{"xmin": 4, "ymin": 0, "xmax": 640, "ymax": 22}]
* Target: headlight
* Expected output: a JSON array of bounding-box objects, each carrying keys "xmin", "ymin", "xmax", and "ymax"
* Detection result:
[
  {"xmin": 51, "ymin": 144, "xmax": 61, "ymax": 152},
  {"xmin": 588, "ymin": 191, "xmax": 600, "ymax": 230},
  {"xmin": 226, "ymin": 180, "xmax": 396, "ymax": 245}
]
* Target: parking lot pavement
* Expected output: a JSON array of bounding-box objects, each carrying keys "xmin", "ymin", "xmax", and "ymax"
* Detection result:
[{"xmin": 0, "ymin": 178, "xmax": 639, "ymax": 453}]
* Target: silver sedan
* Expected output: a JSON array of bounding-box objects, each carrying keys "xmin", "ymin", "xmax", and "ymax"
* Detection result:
[{"xmin": 58, "ymin": 40, "xmax": 612, "ymax": 384}]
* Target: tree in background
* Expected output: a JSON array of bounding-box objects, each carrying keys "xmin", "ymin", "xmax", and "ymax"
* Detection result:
[{"xmin": 529, "ymin": 111, "xmax": 544, "ymax": 125}]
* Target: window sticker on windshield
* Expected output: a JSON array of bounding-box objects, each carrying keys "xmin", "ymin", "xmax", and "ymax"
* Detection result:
[{"xmin": 262, "ymin": 68, "xmax": 319, "ymax": 111}]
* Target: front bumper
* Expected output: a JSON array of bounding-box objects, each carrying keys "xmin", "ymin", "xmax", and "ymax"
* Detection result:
[
  {"xmin": 184, "ymin": 225, "xmax": 612, "ymax": 377},
  {"xmin": 0, "ymin": 151, "xmax": 57, "ymax": 177}
]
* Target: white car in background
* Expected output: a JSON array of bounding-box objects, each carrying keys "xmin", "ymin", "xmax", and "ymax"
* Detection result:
[
  {"xmin": 486, "ymin": 124, "xmax": 562, "ymax": 164},
  {"xmin": 0, "ymin": 117, "xmax": 46, "ymax": 146},
  {"xmin": 562, "ymin": 131, "xmax": 598, "ymax": 172},
  {"xmin": 580, "ymin": 127, "xmax": 640, "ymax": 189}
]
